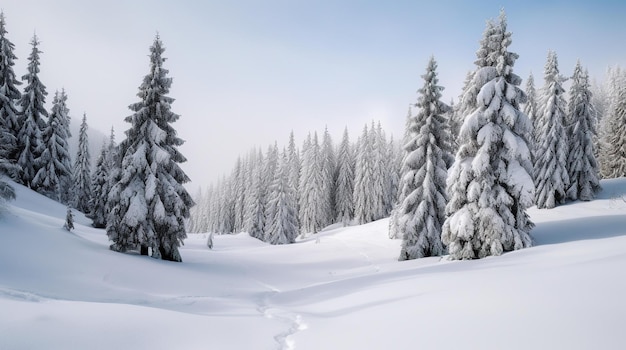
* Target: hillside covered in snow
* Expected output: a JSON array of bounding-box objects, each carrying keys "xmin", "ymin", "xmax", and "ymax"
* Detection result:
[{"xmin": 1, "ymin": 178, "xmax": 626, "ymax": 349}]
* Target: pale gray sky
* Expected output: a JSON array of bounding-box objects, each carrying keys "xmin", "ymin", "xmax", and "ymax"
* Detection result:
[{"xmin": 3, "ymin": 0, "xmax": 625, "ymax": 190}]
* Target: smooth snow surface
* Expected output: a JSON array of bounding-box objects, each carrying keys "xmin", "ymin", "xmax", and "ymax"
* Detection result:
[{"xmin": 1, "ymin": 179, "xmax": 626, "ymax": 349}]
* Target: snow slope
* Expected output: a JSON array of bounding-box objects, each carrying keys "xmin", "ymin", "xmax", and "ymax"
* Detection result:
[{"xmin": 1, "ymin": 179, "xmax": 626, "ymax": 349}]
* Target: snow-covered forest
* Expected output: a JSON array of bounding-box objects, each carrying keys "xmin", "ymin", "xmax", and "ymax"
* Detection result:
[{"xmin": 1, "ymin": 6, "xmax": 626, "ymax": 349}]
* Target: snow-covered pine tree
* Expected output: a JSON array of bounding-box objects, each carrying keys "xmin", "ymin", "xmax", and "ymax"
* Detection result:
[
  {"xmin": 299, "ymin": 132, "xmax": 327, "ymax": 235},
  {"xmin": 72, "ymin": 113, "xmax": 92, "ymax": 213},
  {"xmin": 389, "ymin": 108, "xmax": 413, "ymax": 239},
  {"xmin": 446, "ymin": 99, "xmax": 460, "ymax": 154},
  {"xmin": 599, "ymin": 75, "xmax": 626, "ymax": 178},
  {"xmin": 231, "ymin": 157, "xmax": 246, "ymax": 233},
  {"xmin": 353, "ymin": 124, "xmax": 374, "ymax": 224},
  {"xmin": 17, "ymin": 34, "xmax": 48, "ymax": 188},
  {"xmin": 565, "ymin": 62, "xmax": 601, "ymax": 200},
  {"xmin": 106, "ymin": 35, "xmax": 194, "ymax": 262},
  {"xmin": 523, "ymin": 73, "xmax": 538, "ymax": 143},
  {"xmin": 398, "ymin": 57, "xmax": 451, "ymax": 260},
  {"xmin": 244, "ymin": 149, "xmax": 265, "ymax": 240},
  {"xmin": 287, "ymin": 131, "xmax": 301, "ymax": 225},
  {"xmin": 335, "ymin": 127, "xmax": 355, "ymax": 225},
  {"xmin": 442, "ymin": 11, "xmax": 534, "ymax": 259},
  {"xmin": 262, "ymin": 143, "xmax": 280, "ymax": 238},
  {"xmin": 265, "ymin": 149, "xmax": 298, "ymax": 245},
  {"xmin": 64, "ymin": 206, "xmax": 74, "ymax": 231},
  {"xmin": 534, "ymin": 51, "xmax": 570, "ymax": 209},
  {"xmin": 32, "ymin": 90, "xmax": 73, "ymax": 202},
  {"xmin": 0, "ymin": 12, "xmax": 21, "ymax": 175},
  {"xmin": 321, "ymin": 127, "xmax": 336, "ymax": 225},
  {"xmin": 88, "ymin": 142, "xmax": 110, "ymax": 228}
]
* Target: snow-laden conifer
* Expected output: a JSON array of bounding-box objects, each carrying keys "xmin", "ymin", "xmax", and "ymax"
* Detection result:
[
  {"xmin": 299, "ymin": 133, "xmax": 327, "ymax": 235},
  {"xmin": 335, "ymin": 127, "xmax": 354, "ymax": 225},
  {"xmin": 244, "ymin": 149, "xmax": 265, "ymax": 240},
  {"xmin": 398, "ymin": 57, "xmax": 451, "ymax": 260},
  {"xmin": 442, "ymin": 11, "xmax": 534, "ymax": 259},
  {"xmin": 599, "ymin": 75, "xmax": 626, "ymax": 178},
  {"xmin": 0, "ymin": 12, "xmax": 21, "ymax": 172},
  {"xmin": 231, "ymin": 157, "xmax": 246, "ymax": 233},
  {"xmin": 17, "ymin": 34, "xmax": 48, "ymax": 188},
  {"xmin": 32, "ymin": 90, "xmax": 72, "ymax": 202},
  {"xmin": 106, "ymin": 36, "xmax": 194, "ymax": 262},
  {"xmin": 72, "ymin": 113, "xmax": 92, "ymax": 213},
  {"xmin": 353, "ymin": 125, "xmax": 374, "ymax": 224},
  {"xmin": 265, "ymin": 150, "xmax": 298, "ymax": 245},
  {"xmin": 88, "ymin": 143, "xmax": 110, "ymax": 228},
  {"xmin": 534, "ymin": 51, "xmax": 570, "ymax": 209},
  {"xmin": 287, "ymin": 131, "xmax": 300, "ymax": 223},
  {"xmin": 523, "ymin": 73, "xmax": 538, "ymax": 142},
  {"xmin": 566, "ymin": 62, "xmax": 601, "ymax": 200},
  {"xmin": 321, "ymin": 128, "xmax": 336, "ymax": 225}
]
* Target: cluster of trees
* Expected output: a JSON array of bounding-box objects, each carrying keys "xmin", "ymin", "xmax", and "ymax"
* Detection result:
[
  {"xmin": 0, "ymin": 12, "xmax": 91, "ymax": 211},
  {"xmin": 0, "ymin": 13, "xmax": 193, "ymax": 262},
  {"xmin": 192, "ymin": 10, "xmax": 626, "ymax": 261},
  {"xmin": 188, "ymin": 124, "xmax": 402, "ymax": 244}
]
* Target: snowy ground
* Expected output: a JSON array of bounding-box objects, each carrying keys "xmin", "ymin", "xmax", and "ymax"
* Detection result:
[{"xmin": 1, "ymin": 179, "xmax": 626, "ymax": 349}]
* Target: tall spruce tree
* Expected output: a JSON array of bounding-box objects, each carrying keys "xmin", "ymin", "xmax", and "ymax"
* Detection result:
[
  {"xmin": 32, "ymin": 90, "xmax": 73, "ymax": 201},
  {"xmin": 321, "ymin": 128, "xmax": 336, "ymax": 225},
  {"xmin": 534, "ymin": 51, "xmax": 570, "ymax": 209},
  {"xmin": 88, "ymin": 142, "xmax": 110, "ymax": 228},
  {"xmin": 442, "ymin": 11, "xmax": 534, "ymax": 260},
  {"xmin": 17, "ymin": 34, "xmax": 48, "ymax": 188},
  {"xmin": 0, "ymin": 12, "xmax": 21, "ymax": 175},
  {"xmin": 106, "ymin": 35, "xmax": 194, "ymax": 262},
  {"xmin": 265, "ymin": 149, "xmax": 298, "ymax": 245},
  {"xmin": 299, "ymin": 132, "xmax": 327, "ymax": 234},
  {"xmin": 599, "ymin": 75, "xmax": 626, "ymax": 178},
  {"xmin": 566, "ymin": 62, "xmax": 601, "ymax": 200},
  {"xmin": 353, "ymin": 124, "xmax": 375, "ymax": 224},
  {"xmin": 73, "ymin": 113, "xmax": 92, "ymax": 213},
  {"xmin": 398, "ymin": 57, "xmax": 451, "ymax": 260},
  {"xmin": 244, "ymin": 149, "xmax": 265, "ymax": 240},
  {"xmin": 335, "ymin": 127, "xmax": 355, "ymax": 225}
]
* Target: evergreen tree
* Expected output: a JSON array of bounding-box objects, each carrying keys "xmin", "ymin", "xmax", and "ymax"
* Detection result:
[
  {"xmin": 335, "ymin": 127, "xmax": 355, "ymax": 225},
  {"xmin": 88, "ymin": 142, "xmax": 110, "ymax": 228},
  {"xmin": 0, "ymin": 12, "xmax": 21, "ymax": 174},
  {"xmin": 17, "ymin": 34, "xmax": 48, "ymax": 188},
  {"xmin": 523, "ymin": 73, "xmax": 538, "ymax": 142},
  {"xmin": 63, "ymin": 206, "xmax": 74, "ymax": 231},
  {"xmin": 32, "ymin": 90, "xmax": 72, "ymax": 202},
  {"xmin": 353, "ymin": 124, "xmax": 375, "ymax": 224},
  {"xmin": 231, "ymin": 156, "xmax": 246, "ymax": 233},
  {"xmin": 287, "ymin": 131, "xmax": 301, "ymax": 225},
  {"xmin": 263, "ymin": 143, "xmax": 280, "ymax": 238},
  {"xmin": 265, "ymin": 150, "xmax": 298, "ymax": 244},
  {"xmin": 566, "ymin": 62, "xmax": 601, "ymax": 200},
  {"xmin": 442, "ymin": 11, "xmax": 534, "ymax": 259},
  {"xmin": 398, "ymin": 57, "xmax": 451, "ymax": 260},
  {"xmin": 106, "ymin": 35, "xmax": 194, "ymax": 262},
  {"xmin": 321, "ymin": 127, "xmax": 336, "ymax": 225},
  {"xmin": 244, "ymin": 149, "xmax": 265, "ymax": 240},
  {"xmin": 73, "ymin": 113, "xmax": 92, "ymax": 213},
  {"xmin": 534, "ymin": 51, "xmax": 570, "ymax": 209},
  {"xmin": 599, "ymin": 75, "xmax": 626, "ymax": 178},
  {"xmin": 299, "ymin": 132, "xmax": 326, "ymax": 234}
]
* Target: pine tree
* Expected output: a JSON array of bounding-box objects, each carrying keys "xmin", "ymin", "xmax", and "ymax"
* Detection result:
[
  {"xmin": 599, "ymin": 75, "xmax": 626, "ymax": 178},
  {"xmin": 265, "ymin": 150, "xmax": 298, "ymax": 245},
  {"xmin": 73, "ymin": 113, "xmax": 92, "ymax": 213},
  {"xmin": 88, "ymin": 142, "xmax": 110, "ymax": 228},
  {"xmin": 534, "ymin": 51, "xmax": 570, "ymax": 209},
  {"xmin": 231, "ymin": 157, "xmax": 246, "ymax": 233},
  {"xmin": 63, "ymin": 206, "xmax": 74, "ymax": 231},
  {"xmin": 263, "ymin": 143, "xmax": 280, "ymax": 238},
  {"xmin": 17, "ymin": 34, "xmax": 48, "ymax": 188},
  {"xmin": 321, "ymin": 127, "xmax": 336, "ymax": 225},
  {"xmin": 353, "ymin": 124, "xmax": 375, "ymax": 224},
  {"xmin": 287, "ymin": 131, "xmax": 301, "ymax": 225},
  {"xmin": 523, "ymin": 73, "xmax": 538, "ymax": 142},
  {"xmin": 299, "ymin": 132, "xmax": 326, "ymax": 235},
  {"xmin": 244, "ymin": 149, "xmax": 265, "ymax": 240},
  {"xmin": 106, "ymin": 35, "xmax": 194, "ymax": 262},
  {"xmin": 32, "ymin": 90, "xmax": 72, "ymax": 202},
  {"xmin": 442, "ymin": 11, "xmax": 534, "ymax": 260},
  {"xmin": 0, "ymin": 12, "xmax": 21, "ymax": 175},
  {"xmin": 335, "ymin": 127, "xmax": 355, "ymax": 225},
  {"xmin": 398, "ymin": 57, "xmax": 451, "ymax": 260},
  {"xmin": 566, "ymin": 62, "xmax": 601, "ymax": 200}
]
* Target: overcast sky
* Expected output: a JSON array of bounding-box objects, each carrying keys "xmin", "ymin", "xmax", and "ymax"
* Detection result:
[{"xmin": 3, "ymin": 0, "xmax": 625, "ymax": 190}]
